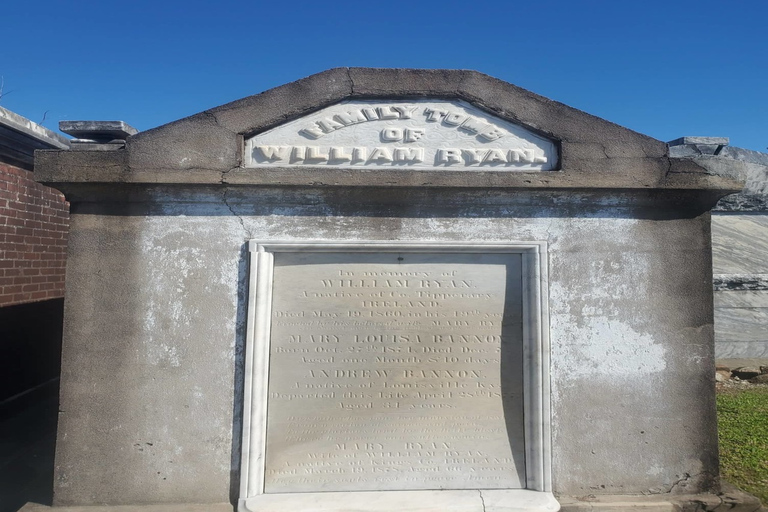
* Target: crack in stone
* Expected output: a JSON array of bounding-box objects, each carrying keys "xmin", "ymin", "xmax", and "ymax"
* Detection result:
[
  {"xmin": 346, "ymin": 68, "xmax": 356, "ymax": 95},
  {"xmin": 666, "ymin": 471, "xmax": 705, "ymax": 494},
  {"xmin": 660, "ymin": 157, "xmax": 674, "ymax": 186},
  {"xmin": 222, "ymin": 187, "xmax": 253, "ymax": 240},
  {"xmin": 478, "ymin": 489, "xmax": 487, "ymax": 512},
  {"xmin": 220, "ymin": 167, "xmax": 237, "ymax": 185}
]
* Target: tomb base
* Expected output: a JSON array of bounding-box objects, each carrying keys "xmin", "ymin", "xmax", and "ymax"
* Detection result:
[
  {"xmin": 17, "ymin": 486, "xmax": 765, "ymax": 512},
  {"xmin": 241, "ymin": 489, "xmax": 559, "ymax": 512}
]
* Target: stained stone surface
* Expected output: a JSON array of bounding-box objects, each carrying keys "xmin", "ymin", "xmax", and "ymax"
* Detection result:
[{"xmin": 264, "ymin": 251, "xmax": 524, "ymax": 493}]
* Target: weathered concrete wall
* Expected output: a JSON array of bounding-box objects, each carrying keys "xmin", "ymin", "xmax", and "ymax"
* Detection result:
[{"xmin": 53, "ymin": 187, "xmax": 718, "ymax": 504}]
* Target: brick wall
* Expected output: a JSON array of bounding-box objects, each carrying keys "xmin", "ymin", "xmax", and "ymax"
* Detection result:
[{"xmin": 0, "ymin": 162, "xmax": 69, "ymax": 307}]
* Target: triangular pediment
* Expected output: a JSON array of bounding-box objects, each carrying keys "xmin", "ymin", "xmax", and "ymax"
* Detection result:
[
  {"xmin": 244, "ymin": 99, "xmax": 557, "ymax": 171},
  {"xmin": 121, "ymin": 68, "xmax": 672, "ymax": 184},
  {"xmin": 37, "ymin": 68, "xmax": 740, "ymax": 195}
]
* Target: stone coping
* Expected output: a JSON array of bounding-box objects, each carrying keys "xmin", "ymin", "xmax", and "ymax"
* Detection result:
[{"xmin": 0, "ymin": 106, "xmax": 70, "ymax": 150}]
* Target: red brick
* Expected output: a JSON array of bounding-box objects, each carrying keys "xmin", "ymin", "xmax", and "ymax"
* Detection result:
[{"xmin": 0, "ymin": 163, "xmax": 69, "ymax": 306}]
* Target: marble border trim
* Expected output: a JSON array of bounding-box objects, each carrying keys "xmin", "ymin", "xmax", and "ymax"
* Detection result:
[{"xmin": 239, "ymin": 241, "xmax": 554, "ymax": 511}]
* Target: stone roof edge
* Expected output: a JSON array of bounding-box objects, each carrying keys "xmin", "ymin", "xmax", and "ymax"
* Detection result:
[{"xmin": 0, "ymin": 106, "xmax": 70, "ymax": 150}]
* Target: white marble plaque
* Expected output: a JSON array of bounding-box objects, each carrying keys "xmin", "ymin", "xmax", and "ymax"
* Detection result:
[
  {"xmin": 244, "ymin": 100, "xmax": 558, "ymax": 171},
  {"xmin": 265, "ymin": 252, "xmax": 524, "ymax": 492},
  {"xmin": 239, "ymin": 242, "xmax": 554, "ymax": 511}
]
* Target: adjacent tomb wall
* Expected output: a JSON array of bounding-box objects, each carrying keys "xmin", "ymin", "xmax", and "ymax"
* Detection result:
[{"xmin": 669, "ymin": 141, "xmax": 768, "ymax": 358}]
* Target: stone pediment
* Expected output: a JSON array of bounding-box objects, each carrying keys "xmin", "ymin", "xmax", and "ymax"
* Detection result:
[{"xmin": 35, "ymin": 68, "xmax": 743, "ymax": 196}]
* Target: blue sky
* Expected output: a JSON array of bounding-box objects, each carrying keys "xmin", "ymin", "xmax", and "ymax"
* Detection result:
[{"xmin": 2, "ymin": 1, "xmax": 766, "ymax": 152}]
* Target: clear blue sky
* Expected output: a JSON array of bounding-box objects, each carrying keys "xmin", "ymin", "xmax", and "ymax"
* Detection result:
[{"xmin": 2, "ymin": 0, "xmax": 766, "ymax": 152}]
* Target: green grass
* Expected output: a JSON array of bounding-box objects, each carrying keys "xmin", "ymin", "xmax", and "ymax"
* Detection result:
[{"xmin": 717, "ymin": 386, "xmax": 768, "ymax": 502}]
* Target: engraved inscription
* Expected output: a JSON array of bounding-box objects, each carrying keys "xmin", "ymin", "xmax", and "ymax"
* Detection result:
[
  {"xmin": 264, "ymin": 252, "xmax": 525, "ymax": 493},
  {"xmin": 244, "ymin": 100, "xmax": 558, "ymax": 171}
]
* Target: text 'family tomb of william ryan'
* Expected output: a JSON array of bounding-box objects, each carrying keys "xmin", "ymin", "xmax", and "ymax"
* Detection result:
[{"xmin": 245, "ymin": 100, "xmax": 556, "ymax": 170}]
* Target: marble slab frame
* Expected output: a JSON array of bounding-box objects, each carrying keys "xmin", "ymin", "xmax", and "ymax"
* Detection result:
[{"xmin": 238, "ymin": 241, "xmax": 555, "ymax": 511}]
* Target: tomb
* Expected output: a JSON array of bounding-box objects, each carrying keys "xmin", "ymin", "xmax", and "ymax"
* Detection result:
[{"xmin": 35, "ymin": 68, "xmax": 743, "ymax": 511}]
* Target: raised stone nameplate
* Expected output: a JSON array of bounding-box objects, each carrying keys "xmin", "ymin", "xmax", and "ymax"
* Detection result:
[
  {"xmin": 244, "ymin": 100, "xmax": 558, "ymax": 171},
  {"xmin": 239, "ymin": 242, "xmax": 556, "ymax": 511}
]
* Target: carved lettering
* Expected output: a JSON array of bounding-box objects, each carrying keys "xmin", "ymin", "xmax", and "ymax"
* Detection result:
[
  {"xmin": 247, "ymin": 100, "xmax": 557, "ymax": 171},
  {"xmin": 264, "ymin": 252, "xmax": 526, "ymax": 493},
  {"xmin": 333, "ymin": 110, "xmax": 368, "ymax": 126},
  {"xmin": 381, "ymin": 128, "xmax": 402, "ymax": 142},
  {"xmin": 256, "ymin": 145, "xmax": 290, "ymax": 160},
  {"xmin": 393, "ymin": 148, "xmax": 424, "ymax": 163},
  {"xmin": 437, "ymin": 148, "xmax": 462, "ymax": 164},
  {"xmin": 368, "ymin": 147, "xmax": 393, "ymax": 163}
]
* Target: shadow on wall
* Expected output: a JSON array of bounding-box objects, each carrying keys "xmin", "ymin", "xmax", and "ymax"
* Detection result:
[
  {"xmin": 0, "ymin": 299, "xmax": 64, "ymax": 402},
  {"xmin": 0, "ymin": 380, "xmax": 59, "ymax": 512},
  {"xmin": 0, "ymin": 298, "xmax": 64, "ymax": 511}
]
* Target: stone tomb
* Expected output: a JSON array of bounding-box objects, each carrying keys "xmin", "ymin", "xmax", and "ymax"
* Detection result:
[
  {"xmin": 35, "ymin": 69, "xmax": 743, "ymax": 511},
  {"xmin": 240, "ymin": 243, "xmax": 553, "ymax": 509}
]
